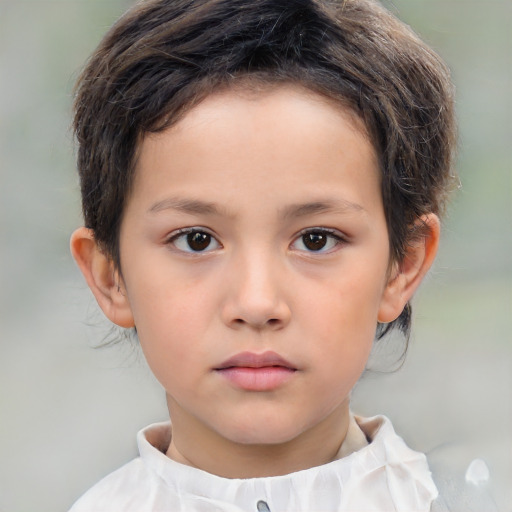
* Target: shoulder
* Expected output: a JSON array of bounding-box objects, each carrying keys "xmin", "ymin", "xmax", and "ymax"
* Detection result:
[
  {"xmin": 343, "ymin": 414, "xmax": 439, "ymax": 511},
  {"xmin": 68, "ymin": 458, "xmax": 157, "ymax": 512},
  {"xmin": 355, "ymin": 415, "xmax": 499, "ymax": 512},
  {"xmin": 68, "ymin": 422, "xmax": 187, "ymax": 512},
  {"xmin": 68, "ymin": 422, "xmax": 176, "ymax": 511}
]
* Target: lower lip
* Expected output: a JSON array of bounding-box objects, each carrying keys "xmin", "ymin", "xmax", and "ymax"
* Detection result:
[{"xmin": 216, "ymin": 366, "xmax": 296, "ymax": 391}]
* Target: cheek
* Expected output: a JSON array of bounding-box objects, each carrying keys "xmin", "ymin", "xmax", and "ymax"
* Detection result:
[
  {"xmin": 301, "ymin": 269, "xmax": 385, "ymax": 330},
  {"xmin": 125, "ymin": 265, "xmax": 218, "ymax": 367},
  {"xmin": 134, "ymin": 302, "xmax": 209, "ymax": 395},
  {"xmin": 297, "ymin": 270, "xmax": 383, "ymax": 371}
]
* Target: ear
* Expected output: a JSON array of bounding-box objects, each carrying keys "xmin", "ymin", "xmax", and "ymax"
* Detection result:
[
  {"xmin": 378, "ymin": 214, "xmax": 440, "ymax": 324},
  {"xmin": 70, "ymin": 227, "xmax": 135, "ymax": 328}
]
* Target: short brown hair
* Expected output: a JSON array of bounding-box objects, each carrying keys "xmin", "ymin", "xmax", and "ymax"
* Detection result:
[{"xmin": 73, "ymin": 0, "xmax": 457, "ymax": 339}]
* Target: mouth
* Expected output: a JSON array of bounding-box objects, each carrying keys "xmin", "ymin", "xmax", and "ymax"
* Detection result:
[
  {"xmin": 214, "ymin": 351, "xmax": 297, "ymax": 391},
  {"xmin": 215, "ymin": 351, "xmax": 297, "ymax": 370}
]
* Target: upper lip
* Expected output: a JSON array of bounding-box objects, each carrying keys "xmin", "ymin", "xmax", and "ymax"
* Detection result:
[{"xmin": 215, "ymin": 351, "xmax": 297, "ymax": 370}]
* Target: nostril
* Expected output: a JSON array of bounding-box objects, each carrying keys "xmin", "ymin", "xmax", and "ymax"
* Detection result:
[{"xmin": 231, "ymin": 318, "xmax": 281, "ymax": 328}]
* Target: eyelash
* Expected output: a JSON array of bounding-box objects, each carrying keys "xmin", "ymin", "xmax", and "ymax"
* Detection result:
[
  {"xmin": 166, "ymin": 228, "xmax": 221, "ymax": 253},
  {"xmin": 291, "ymin": 227, "xmax": 347, "ymax": 254},
  {"xmin": 165, "ymin": 227, "xmax": 347, "ymax": 254}
]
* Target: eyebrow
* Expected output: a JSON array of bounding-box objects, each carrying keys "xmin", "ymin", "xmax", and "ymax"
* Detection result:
[
  {"xmin": 148, "ymin": 197, "xmax": 228, "ymax": 216},
  {"xmin": 280, "ymin": 199, "xmax": 365, "ymax": 219},
  {"xmin": 148, "ymin": 196, "xmax": 365, "ymax": 218}
]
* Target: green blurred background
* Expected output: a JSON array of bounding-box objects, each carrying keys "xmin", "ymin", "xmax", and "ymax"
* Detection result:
[{"xmin": 0, "ymin": 1, "xmax": 510, "ymax": 511}]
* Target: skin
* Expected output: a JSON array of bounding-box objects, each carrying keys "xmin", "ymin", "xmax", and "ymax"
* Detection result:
[{"xmin": 71, "ymin": 85, "xmax": 439, "ymax": 479}]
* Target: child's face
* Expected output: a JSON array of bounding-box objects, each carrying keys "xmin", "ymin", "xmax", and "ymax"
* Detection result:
[{"xmin": 116, "ymin": 85, "xmax": 398, "ymax": 448}]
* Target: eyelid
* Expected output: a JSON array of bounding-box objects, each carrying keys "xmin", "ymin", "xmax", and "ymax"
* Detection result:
[
  {"xmin": 296, "ymin": 226, "xmax": 347, "ymax": 238},
  {"xmin": 166, "ymin": 226, "xmax": 215, "ymax": 239}
]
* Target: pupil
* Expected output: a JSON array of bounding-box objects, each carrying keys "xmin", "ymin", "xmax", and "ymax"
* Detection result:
[
  {"xmin": 187, "ymin": 231, "xmax": 211, "ymax": 251},
  {"xmin": 303, "ymin": 232, "xmax": 327, "ymax": 251}
]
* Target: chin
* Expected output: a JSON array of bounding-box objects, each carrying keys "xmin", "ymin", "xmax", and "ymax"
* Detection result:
[{"xmin": 219, "ymin": 418, "xmax": 305, "ymax": 446}]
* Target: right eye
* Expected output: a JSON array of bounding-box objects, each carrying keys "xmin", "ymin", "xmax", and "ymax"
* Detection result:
[{"xmin": 168, "ymin": 229, "xmax": 221, "ymax": 253}]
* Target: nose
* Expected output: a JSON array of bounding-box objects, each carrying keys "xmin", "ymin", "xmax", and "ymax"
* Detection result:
[{"xmin": 221, "ymin": 250, "xmax": 292, "ymax": 331}]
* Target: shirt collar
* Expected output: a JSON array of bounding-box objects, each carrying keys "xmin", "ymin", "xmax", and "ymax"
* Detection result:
[{"xmin": 137, "ymin": 414, "xmax": 437, "ymax": 511}]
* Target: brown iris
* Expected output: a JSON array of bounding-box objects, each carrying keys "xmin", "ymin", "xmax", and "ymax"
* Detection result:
[
  {"xmin": 302, "ymin": 232, "xmax": 328, "ymax": 251},
  {"xmin": 187, "ymin": 231, "xmax": 211, "ymax": 251}
]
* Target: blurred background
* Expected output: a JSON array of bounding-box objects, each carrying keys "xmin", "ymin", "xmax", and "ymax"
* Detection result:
[{"xmin": 0, "ymin": 0, "xmax": 510, "ymax": 510}]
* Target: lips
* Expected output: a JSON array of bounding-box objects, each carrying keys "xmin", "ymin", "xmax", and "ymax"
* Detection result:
[
  {"xmin": 215, "ymin": 351, "xmax": 296, "ymax": 370},
  {"xmin": 214, "ymin": 351, "xmax": 297, "ymax": 391}
]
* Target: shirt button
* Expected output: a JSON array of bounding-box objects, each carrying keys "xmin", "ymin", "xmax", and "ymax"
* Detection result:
[{"xmin": 256, "ymin": 500, "xmax": 271, "ymax": 512}]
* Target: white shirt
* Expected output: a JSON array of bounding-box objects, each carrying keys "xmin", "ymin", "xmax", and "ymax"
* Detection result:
[{"xmin": 69, "ymin": 415, "xmax": 438, "ymax": 512}]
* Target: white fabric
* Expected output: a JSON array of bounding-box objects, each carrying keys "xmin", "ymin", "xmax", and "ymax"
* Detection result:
[{"xmin": 69, "ymin": 415, "xmax": 438, "ymax": 512}]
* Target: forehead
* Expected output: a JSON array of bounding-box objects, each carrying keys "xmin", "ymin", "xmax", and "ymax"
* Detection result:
[
  {"xmin": 172, "ymin": 81, "xmax": 371, "ymax": 148},
  {"xmin": 130, "ymin": 84, "xmax": 380, "ymax": 215}
]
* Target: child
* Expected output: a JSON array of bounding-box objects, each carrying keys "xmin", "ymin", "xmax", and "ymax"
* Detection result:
[{"xmin": 69, "ymin": 0, "xmax": 458, "ymax": 510}]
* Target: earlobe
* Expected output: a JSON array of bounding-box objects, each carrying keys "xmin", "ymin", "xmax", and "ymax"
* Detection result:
[
  {"xmin": 378, "ymin": 214, "xmax": 440, "ymax": 324},
  {"xmin": 70, "ymin": 227, "xmax": 135, "ymax": 328}
]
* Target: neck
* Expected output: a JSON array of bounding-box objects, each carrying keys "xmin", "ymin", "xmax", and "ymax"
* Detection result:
[{"xmin": 165, "ymin": 396, "xmax": 351, "ymax": 478}]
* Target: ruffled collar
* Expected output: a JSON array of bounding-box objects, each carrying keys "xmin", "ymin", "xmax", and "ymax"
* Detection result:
[{"xmin": 137, "ymin": 415, "xmax": 438, "ymax": 511}]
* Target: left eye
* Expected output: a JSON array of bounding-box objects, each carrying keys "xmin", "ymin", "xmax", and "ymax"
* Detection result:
[
  {"xmin": 291, "ymin": 229, "xmax": 344, "ymax": 253},
  {"xmin": 169, "ymin": 229, "xmax": 221, "ymax": 253}
]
